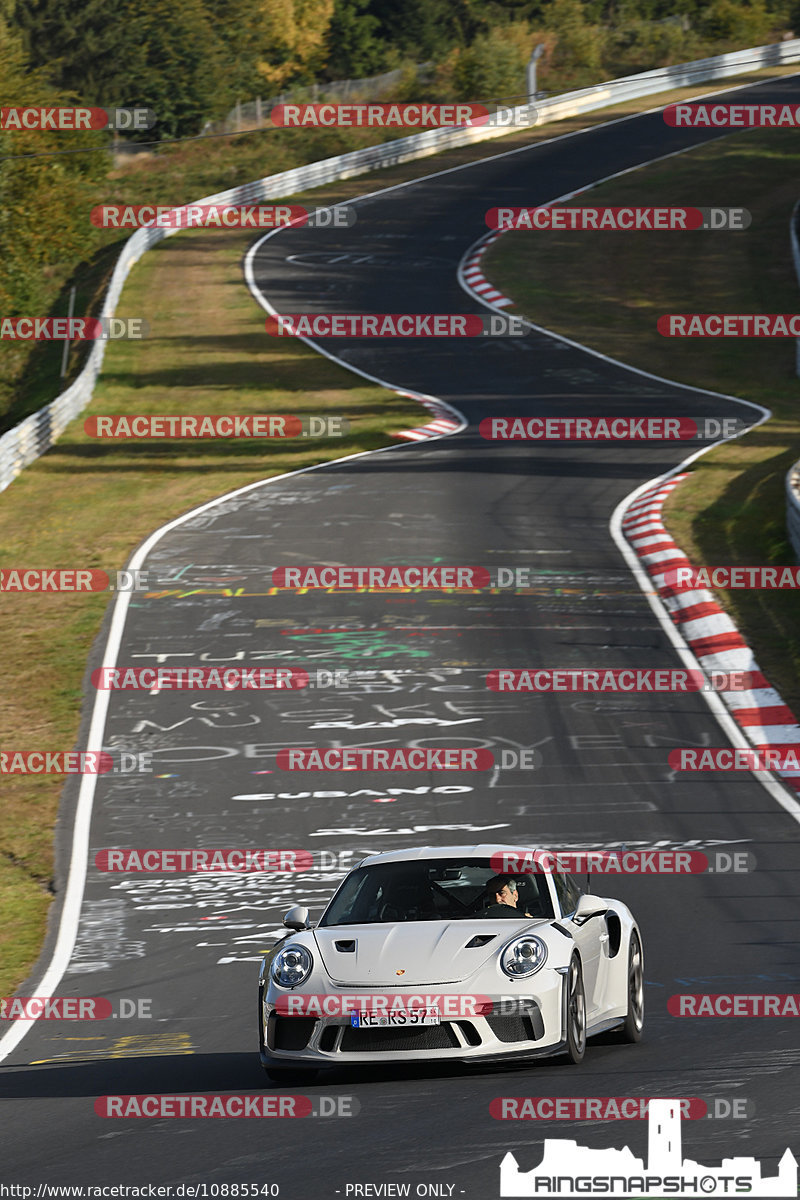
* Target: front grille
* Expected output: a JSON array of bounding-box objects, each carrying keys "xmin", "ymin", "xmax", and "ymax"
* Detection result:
[
  {"xmin": 340, "ymin": 1023, "xmax": 461, "ymax": 1053},
  {"xmin": 485, "ymin": 1013, "xmax": 539, "ymax": 1043},
  {"xmin": 318, "ymin": 1025, "xmax": 339, "ymax": 1052},
  {"xmin": 272, "ymin": 1016, "xmax": 317, "ymax": 1050}
]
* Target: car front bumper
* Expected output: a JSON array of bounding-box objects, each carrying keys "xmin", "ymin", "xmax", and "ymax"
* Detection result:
[{"xmin": 259, "ymin": 973, "xmax": 567, "ymax": 1068}]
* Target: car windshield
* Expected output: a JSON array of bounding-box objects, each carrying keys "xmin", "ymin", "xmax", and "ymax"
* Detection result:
[{"xmin": 318, "ymin": 857, "xmax": 554, "ymax": 927}]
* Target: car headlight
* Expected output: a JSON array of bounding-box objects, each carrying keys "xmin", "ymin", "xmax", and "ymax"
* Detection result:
[
  {"xmin": 501, "ymin": 935, "xmax": 547, "ymax": 978},
  {"xmin": 271, "ymin": 944, "xmax": 313, "ymax": 988}
]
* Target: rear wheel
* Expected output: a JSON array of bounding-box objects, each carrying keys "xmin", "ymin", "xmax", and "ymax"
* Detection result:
[
  {"xmin": 564, "ymin": 955, "xmax": 586, "ymax": 1064},
  {"xmin": 620, "ymin": 932, "xmax": 644, "ymax": 1042}
]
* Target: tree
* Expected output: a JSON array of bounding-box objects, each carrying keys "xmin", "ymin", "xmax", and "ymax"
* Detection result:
[
  {"xmin": 255, "ymin": 0, "xmax": 334, "ymax": 88},
  {"xmin": 322, "ymin": 0, "xmax": 387, "ymax": 79},
  {"xmin": 451, "ymin": 22, "xmax": 538, "ymax": 103},
  {"xmin": 368, "ymin": 0, "xmax": 465, "ymax": 59},
  {"xmin": 14, "ymin": 0, "xmax": 231, "ymax": 138}
]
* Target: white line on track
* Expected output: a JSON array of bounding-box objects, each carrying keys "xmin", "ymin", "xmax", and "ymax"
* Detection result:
[{"xmin": 454, "ymin": 81, "xmax": 800, "ymax": 829}]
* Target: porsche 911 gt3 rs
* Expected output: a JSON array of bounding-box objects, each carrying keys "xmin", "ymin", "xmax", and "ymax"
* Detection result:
[{"xmin": 257, "ymin": 844, "xmax": 644, "ymax": 1081}]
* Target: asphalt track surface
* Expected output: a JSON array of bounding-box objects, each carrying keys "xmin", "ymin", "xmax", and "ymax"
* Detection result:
[{"xmin": 2, "ymin": 74, "xmax": 800, "ymax": 1195}]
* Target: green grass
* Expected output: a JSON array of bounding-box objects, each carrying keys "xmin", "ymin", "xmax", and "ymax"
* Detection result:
[
  {"xmin": 0, "ymin": 221, "xmax": 421, "ymax": 997},
  {"xmin": 484, "ymin": 126, "xmax": 800, "ymax": 712}
]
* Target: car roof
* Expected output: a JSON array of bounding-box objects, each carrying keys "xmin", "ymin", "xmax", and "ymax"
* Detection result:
[{"xmin": 356, "ymin": 844, "xmax": 547, "ymax": 867}]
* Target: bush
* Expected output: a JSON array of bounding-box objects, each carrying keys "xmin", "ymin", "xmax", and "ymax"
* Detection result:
[{"xmin": 451, "ymin": 22, "xmax": 538, "ymax": 104}]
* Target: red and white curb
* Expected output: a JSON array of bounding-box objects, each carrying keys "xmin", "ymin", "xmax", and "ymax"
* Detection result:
[
  {"xmin": 392, "ymin": 394, "xmax": 462, "ymax": 442},
  {"xmin": 623, "ymin": 474, "xmax": 800, "ymax": 793},
  {"xmin": 461, "ymin": 232, "xmax": 515, "ymax": 309}
]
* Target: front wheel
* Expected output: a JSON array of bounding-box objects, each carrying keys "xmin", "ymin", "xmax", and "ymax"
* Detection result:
[
  {"xmin": 620, "ymin": 932, "xmax": 644, "ymax": 1042},
  {"xmin": 564, "ymin": 955, "xmax": 586, "ymax": 1064}
]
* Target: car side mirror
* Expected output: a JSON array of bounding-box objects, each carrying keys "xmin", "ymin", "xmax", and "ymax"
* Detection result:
[
  {"xmin": 283, "ymin": 905, "xmax": 311, "ymax": 931},
  {"xmin": 573, "ymin": 894, "xmax": 608, "ymax": 926}
]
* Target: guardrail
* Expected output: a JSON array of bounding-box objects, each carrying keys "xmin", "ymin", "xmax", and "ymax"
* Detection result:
[{"xmin": 2, "ymin": 36, "xmax": 800, "ymax": 495}]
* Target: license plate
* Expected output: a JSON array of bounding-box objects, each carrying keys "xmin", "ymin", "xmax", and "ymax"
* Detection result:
[{"xmin": 351, "ymin": 1007, "xmax": 440, "ymax": 1028}]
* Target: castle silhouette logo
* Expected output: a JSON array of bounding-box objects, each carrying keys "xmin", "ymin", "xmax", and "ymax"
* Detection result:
[{"xmin": 500, "ymin": 1099, "xmax": 797, "ymax": 1197}]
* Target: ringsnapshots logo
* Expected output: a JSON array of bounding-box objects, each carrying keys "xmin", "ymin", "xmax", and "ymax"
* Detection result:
[
  {"xmin": 486, "ymin": 207, "xmax": 750, "ymax": 231},
  {"xmin": 265, "ymin": 314, "xmax": 525, "ymax": 337},
  {"xmin": 499, "ymin": 1099, "xmax": 797, "ymax": 1197},
  {"xmin": 0, "ymin": 106, "xmax": 156, "ymax": 131}
]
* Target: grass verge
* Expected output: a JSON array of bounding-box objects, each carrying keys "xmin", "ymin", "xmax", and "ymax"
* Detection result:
[
  {"xmin": 484, "ymin": 126, "xmax": 800, "ymax": 711},
  {"xmin": 0, "ymin": 221, "xmax": 420, "ymax": 997}
]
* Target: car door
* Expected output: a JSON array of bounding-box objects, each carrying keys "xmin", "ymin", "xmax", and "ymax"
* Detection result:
[{"xmin": 554, "ymin": 873, "xmax": 609, "ymax": 1018}]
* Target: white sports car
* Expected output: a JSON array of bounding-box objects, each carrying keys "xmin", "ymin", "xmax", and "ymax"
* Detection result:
[{"xmin": 258, "ymin": 844, "xmax": 644, "ymax": 1081}]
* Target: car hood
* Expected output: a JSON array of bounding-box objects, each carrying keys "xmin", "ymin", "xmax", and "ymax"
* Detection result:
[{"xmin": 313, "ymin": 919, "xmax": 540, "ymax": 985}]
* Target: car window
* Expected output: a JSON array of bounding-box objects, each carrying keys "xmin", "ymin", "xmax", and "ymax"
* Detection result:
[
  {"xmin": 554, "ymin": 872, "xmax": 582, "ymax": 917},
  {"xmin": 318, "ymin": 858, "xmax": 555, "ymax": 926}
]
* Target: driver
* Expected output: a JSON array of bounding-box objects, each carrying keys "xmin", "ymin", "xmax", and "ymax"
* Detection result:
[{"xmin": 485, "ymin": 874, "xmax": 536, "ymax": 917}]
